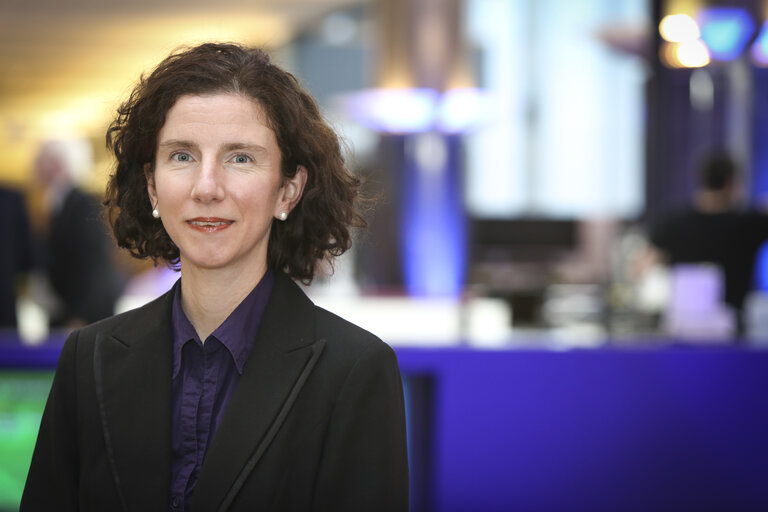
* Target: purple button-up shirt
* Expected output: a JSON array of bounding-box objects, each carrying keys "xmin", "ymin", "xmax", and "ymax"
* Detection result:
[{"xmin": 169, "ymin": 270, "xmax": 274, "ymax": 512}]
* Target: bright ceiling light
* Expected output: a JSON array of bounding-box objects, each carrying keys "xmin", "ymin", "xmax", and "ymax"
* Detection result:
[{"xmin": 659, "ymin": 14, "xmax": 700, "ymax": 43}]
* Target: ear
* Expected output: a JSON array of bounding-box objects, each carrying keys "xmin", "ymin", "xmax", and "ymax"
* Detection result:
[
  {"xmin": 145, "ymin": 163, "xmax": 158, "ymax": 208},
  {"xmin": 277, "ymin": 165, "xmax": 308, "ymax": 217}
]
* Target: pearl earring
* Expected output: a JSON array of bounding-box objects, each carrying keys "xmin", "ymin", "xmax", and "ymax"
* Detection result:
[
  {"xmin": 279, "ymin": 212, "xmax": 287, "ymax": 221},
  {"xmin": 152, "ymin": 208, "xmax": 160, "ymax": 219}
]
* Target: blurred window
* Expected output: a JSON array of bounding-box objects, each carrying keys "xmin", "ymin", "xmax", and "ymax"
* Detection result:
[{"xmin": 465, "ymin": 0, "xmax": 648, "ymax": 218}]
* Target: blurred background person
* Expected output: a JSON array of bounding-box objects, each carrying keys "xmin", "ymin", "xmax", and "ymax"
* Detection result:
[
  {"xmin": 33, "ymin": 138, "xmax": 125, "ymax": 329},
  {"xmin": 0, "ymin": 186, "xmax": 34, "ymax": 331},
  {"xmin": 646, "ymin": 152, "xmax": 768, "ymax": 334}
]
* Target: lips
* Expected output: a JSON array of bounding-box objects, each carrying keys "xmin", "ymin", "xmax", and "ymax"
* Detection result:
[{"xmin": 186, "ymin": 217, "xmax": 234, "ymax": 232}]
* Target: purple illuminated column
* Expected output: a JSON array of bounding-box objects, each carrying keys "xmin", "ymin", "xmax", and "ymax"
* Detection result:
[{"xmin": 374, "ymin": 0, "xmax": 470, "ymax": 297}]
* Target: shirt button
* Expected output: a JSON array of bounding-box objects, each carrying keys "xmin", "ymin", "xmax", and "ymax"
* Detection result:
[{"xmin": 171, "ymin": 495, "xmax": 181, "ymax": 509}]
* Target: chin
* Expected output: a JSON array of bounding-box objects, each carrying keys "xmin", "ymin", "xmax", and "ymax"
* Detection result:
[{"xmin": 181, "ymin": 252, "xmax": 234, "ymax": 271}]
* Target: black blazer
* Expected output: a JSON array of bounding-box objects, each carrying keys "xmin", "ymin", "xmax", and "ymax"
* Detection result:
[{"xmin": 21, "ymin": 273, "xmax": 409, "ymax": 511}]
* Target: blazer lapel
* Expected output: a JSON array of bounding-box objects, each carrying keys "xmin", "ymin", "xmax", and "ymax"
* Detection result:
[
  {"xmin": 94, "ymin": 287, "xmax": 175, "ymax": 512},
  {"xmin": 192, "ymin": 274, "xmax": 326, "ymax": 512}
]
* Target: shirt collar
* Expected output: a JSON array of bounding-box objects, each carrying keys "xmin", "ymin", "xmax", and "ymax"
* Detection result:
[{"xmin": 171, "ymin": 269, "xmax": 275, "ymax": 378}]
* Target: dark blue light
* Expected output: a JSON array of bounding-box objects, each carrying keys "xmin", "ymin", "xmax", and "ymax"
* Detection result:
[
  {"xmin": 754, "ymin": 241, "xmax": 768, "ymax": 292},
  {"xmin": 697, "ymin": 7, "xmax": 755, "ymax": 61},
  {"xmin": 401, "ymin": 134, "xmax": 466, "ymax": 297}
]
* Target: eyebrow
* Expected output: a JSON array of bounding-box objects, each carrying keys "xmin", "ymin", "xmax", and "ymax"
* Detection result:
[
  {"xmin": 223, "ymin": 142, "xmax": 269, "ymax": 154},
  {"xmin": 158, "ymin": 139, "xmax": 196, "ymax": 150},
  {"xmin": 158, "ymin": 139, "xmax": 268, "ymax": 154}
]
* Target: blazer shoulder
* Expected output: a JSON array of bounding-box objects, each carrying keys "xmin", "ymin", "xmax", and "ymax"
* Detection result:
[
  {"xmin": 73, "ymin": 287, "xmax": 174, "ymax": 341},
  {"xmin": 313, "ymin": 305, "xmax": 395, "ymax": 360}
]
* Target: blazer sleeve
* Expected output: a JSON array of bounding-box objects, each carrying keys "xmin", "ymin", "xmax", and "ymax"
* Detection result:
[
  {"xmin": 311, "ymin": 341, "xmax": 409, "ymax": 511},
  {"xmin": 21, "ymin": 330, "xmax": 81, "ymax": 512}
]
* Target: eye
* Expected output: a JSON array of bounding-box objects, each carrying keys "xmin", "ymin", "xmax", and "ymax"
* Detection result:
[
  {"xmin": 171, "ymin": 152, "xmax": 192, "ymax": 163},
  {"xmin": 231, "ymin": 154, "xmax": 252, "ymax": 164}
]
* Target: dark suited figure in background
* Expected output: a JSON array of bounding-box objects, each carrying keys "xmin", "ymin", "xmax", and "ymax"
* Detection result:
[
  {"xmin": 0, "ymin": 186, "xmax": 34, "ymax": 329},
  {"xmin": 34, "ymin": 139, "xmax": 125, "ymax": 327},
  {"xmin": 648, "ymin": 152, "xmax": 768, "ymax": 332}
]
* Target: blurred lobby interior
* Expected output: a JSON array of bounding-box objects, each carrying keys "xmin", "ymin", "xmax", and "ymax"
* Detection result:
[{"xmin": 2, "ymin": 0, "xmax": 768, "ymax": 510}]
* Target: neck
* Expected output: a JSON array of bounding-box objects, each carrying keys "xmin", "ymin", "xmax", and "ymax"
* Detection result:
[
  {"xmin": 180, "ymin": 261, "xmax": 268, "ymax": 341},
  {"xmin": 694, "ymin": 189, "xmax": 733, "ymax": 213}
]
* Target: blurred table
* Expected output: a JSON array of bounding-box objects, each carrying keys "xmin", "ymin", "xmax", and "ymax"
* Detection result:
[{"xmin": 395, "ymin": 345, "xmax": 768, "ymax": 512}]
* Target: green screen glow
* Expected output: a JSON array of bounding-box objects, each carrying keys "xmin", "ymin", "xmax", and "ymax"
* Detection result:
[{"xmin": 0, "ymin": 371, "xmax": 53, "ymax": 511}]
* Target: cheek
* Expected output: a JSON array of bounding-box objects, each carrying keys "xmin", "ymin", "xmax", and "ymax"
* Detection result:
[
  {"xmin": 154, "ymin": 176, "xmax": 184, "ymax": 203},
  {"xmin": 236, "ymin": 178, "xmax": 283, "ymax": 206}
]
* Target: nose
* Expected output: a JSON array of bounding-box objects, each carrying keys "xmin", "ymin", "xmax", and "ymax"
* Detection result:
[{"xmin": 191, "ymin": 157, "xmax": 225, "ymax": 203}]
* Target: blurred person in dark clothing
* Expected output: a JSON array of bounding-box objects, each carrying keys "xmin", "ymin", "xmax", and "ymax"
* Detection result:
[
  {"xmin": 0, "ymin": 186, "xmax": 34, "ymax": 329},
  {"xmin": 648, "ymin": 152, "xmax": 768, "ymax": 331},
  {"xmin": 34, "ymin": 139, "xmax": 125, "ymax": 328}
]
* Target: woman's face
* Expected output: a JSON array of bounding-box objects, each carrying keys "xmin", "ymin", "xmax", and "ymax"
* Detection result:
[{"xmin": 147, "ymin": 93, "xmax": 306, "ymax": 276}]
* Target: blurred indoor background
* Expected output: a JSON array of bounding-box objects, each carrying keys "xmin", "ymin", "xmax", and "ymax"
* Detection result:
[{"xmin": 2, "ymin": 0, "xmax": 768, "ymax": 510}]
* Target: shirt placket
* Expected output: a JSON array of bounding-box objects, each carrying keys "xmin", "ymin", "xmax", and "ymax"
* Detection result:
[
  {"xmin": 174, "ymin": 342, "xmax": 203, "ymax": 511},
  {"xmin": 197, "ymin": 339, "xmax": 220, "ymax": 466}
]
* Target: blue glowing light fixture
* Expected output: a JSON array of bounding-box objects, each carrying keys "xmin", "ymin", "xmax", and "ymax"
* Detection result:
[
  {"xmin": 751, "ymin": 21, "xmax": 768, "ymax": 65},
  {"xmin": 697, "ymin": 7, "xmax": 755, "ymax": 61},
  {"xmin": 401, "ymin": 134, "xmax": 466, "ymax": 298},
  {"xmin": 342, "ymin": 88, "xmax": 438, "ymax": 133},
  {"xmin": 340, "ymin": 87, "xmax": 491, "ymax": 134},
  {"xmin": 336, "ymin": 87, "xmax": 485, "ymax": 298}
]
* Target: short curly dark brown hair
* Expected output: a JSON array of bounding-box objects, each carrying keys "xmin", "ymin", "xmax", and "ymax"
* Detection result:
[{"xmin": 105, "ymin": 42, "xmax": 365, "ymax": 283}]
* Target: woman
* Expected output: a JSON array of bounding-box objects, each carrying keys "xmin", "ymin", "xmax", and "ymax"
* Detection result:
[{"xmin": 22, "ymin": 43, "xmax": 409, "ymax": 512}]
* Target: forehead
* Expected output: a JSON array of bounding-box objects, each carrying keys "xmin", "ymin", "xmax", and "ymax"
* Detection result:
[{"xmin": 158, "ymin": 93, "xmax": 276, "ymax": 144}]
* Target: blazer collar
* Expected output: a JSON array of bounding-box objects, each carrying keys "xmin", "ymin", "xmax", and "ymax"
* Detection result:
[
  {"xmin": 94, "ymin": 284, "xmax": 176, "ymax": 512},
  {"xmin": 192, "ymin": 272, "xmax": 326, "ymax": 511}
]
